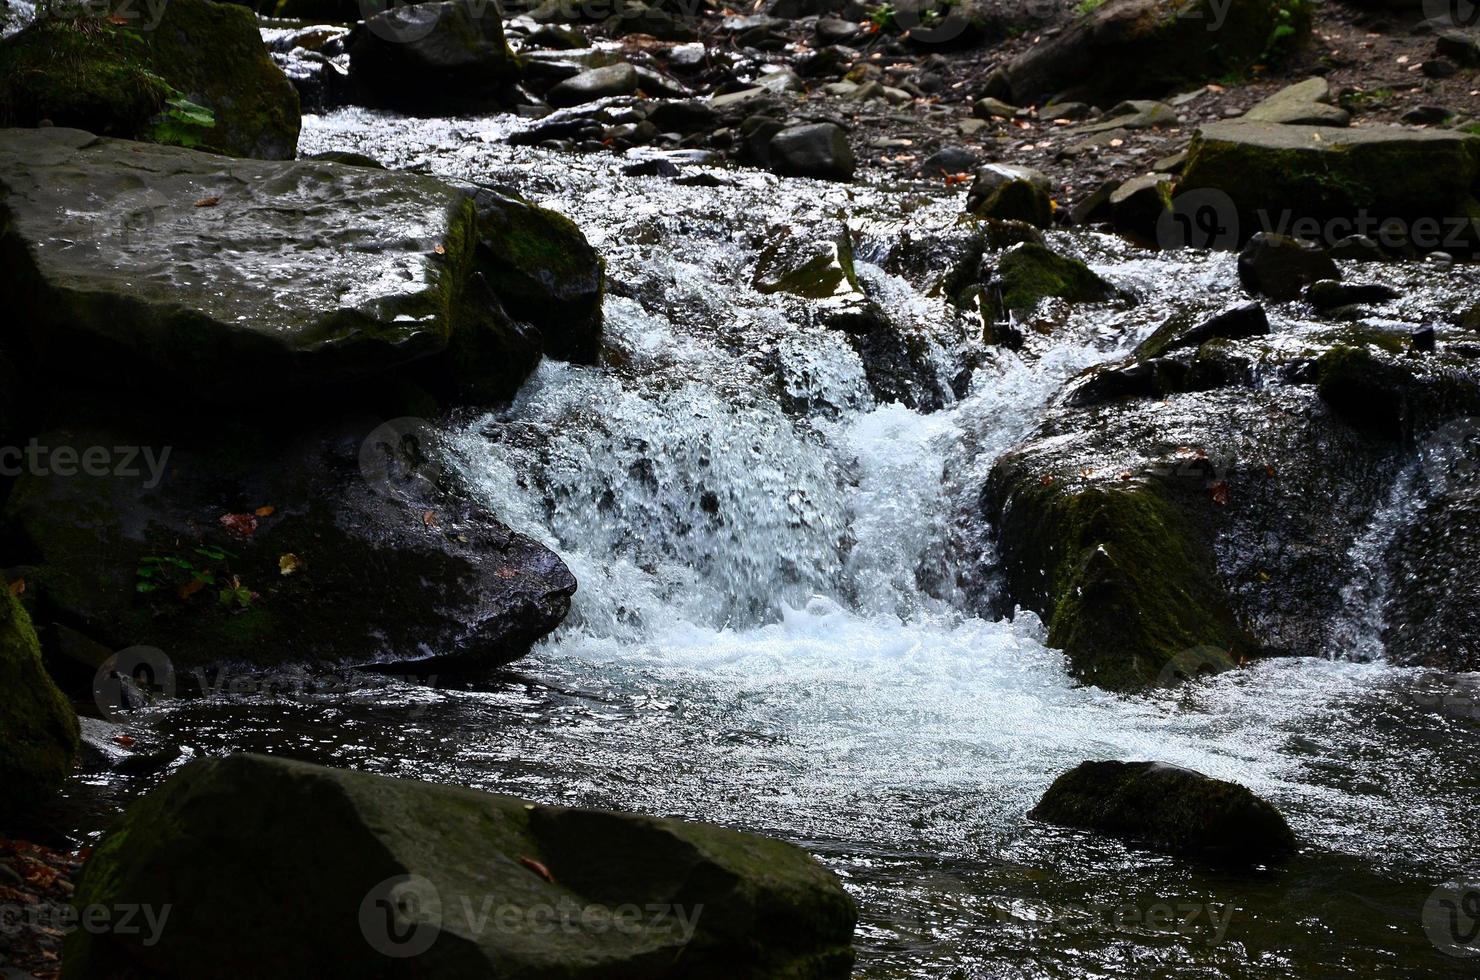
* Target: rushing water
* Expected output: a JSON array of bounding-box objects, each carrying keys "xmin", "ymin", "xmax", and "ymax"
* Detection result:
[{"xmin": 73, "ymin": 108, "xmax": 1480, "ymax": 977}]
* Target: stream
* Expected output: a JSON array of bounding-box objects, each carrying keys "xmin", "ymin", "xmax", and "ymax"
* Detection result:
[{"xmin": 71, "ymin": 107, "xmax": 1480, "ymax": 978}]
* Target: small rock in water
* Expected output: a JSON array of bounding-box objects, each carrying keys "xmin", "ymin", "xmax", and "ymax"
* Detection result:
[
  {"xmin": 1304, "ymin": 280, "xmax": 1401, "ymax": 311},
  {"xmin": 1330, "ymin": 234, "xmax": 1388, "ymax": 262},
  {"xmin": 547, "ymin": 62, "xmax": 639, "ymax": 108},
  {"xmin": 622, "ymin": 158, "xmax": 681, "ymax": 177},
  {"xmin": 767, "ymin": 122, "xmax": 856, "ymax": 182},
  {"xmin": 1412, "ymin": 325, "xmax": 1437, "ymax": 353},
  {"xmin": 1030, "ymin": 760, "xmax": 1297, "ymax": 866},
  {"xmin": 1238, "ymin": 232, "xmax": 1340, "ymax": 301}
]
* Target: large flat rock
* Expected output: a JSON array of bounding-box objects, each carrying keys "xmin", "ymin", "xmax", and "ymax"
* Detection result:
[
  {"xmin": 0, "ymin": 127, "xmax": 538, "ymax": 406},
  {"xmin": 64, "ymin": 753, "xmax": 858, "ymax": 979}
]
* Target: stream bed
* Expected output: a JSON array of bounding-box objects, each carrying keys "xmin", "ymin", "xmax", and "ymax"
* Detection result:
[{"xmin": 70, "ymin": 108, "xmax": 1480, "ymax": 978}]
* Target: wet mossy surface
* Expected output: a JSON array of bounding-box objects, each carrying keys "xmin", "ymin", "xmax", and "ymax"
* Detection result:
[
  {"xmin": 991, "ymin": 241, "xmax": 1116, "ymax": 316},
  {"xmin": 0, "ymin": 589, "xmax": 79, "ymax": 824}
]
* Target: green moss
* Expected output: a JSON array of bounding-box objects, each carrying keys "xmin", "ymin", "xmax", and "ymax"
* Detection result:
[
  {"xmin": 0, "ymin": 589, "xmax": 80, "ymax": 823},
  {"xmin": 994, "ymin": 242, "xmax": 1113, "ymax": 314},
  {"xmin": 971, "ymin": 179, "xmax": 1053, "ymax": 228}
]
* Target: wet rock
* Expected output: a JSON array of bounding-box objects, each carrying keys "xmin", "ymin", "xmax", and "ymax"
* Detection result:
[
  {"xmin": 547, "ymin": 62, "xmax": 639, "ymax": 108},
  {"xmin": 645, "ymin": 98, "xmax": 716, "ymax": 134},
  {"xmin": 1243, "ymin": 76, "xmax": 1349, "ymax": 126},
  {"xmin": 1030, "ymin": 761, "xmax": 1297, "ymax": 866},
  {"xmin": 0, "ymin": 127, "xmax": 547, "ymax": 407},
  {"xmin": 305, "ymin": 149, "xmax": 385, "ymax": 168},
  {"xmin": 1068, "ymin": 179, "xmax": 1118, "ymax": 226},
  {"xmin": 1072, "ymin": 99, "xmax": 1178, "ymax": 133},
  {"xmin": 921, "ymin": 145, "xmax": 978, "ymax": 174},
  {"xmin": 1006, "ymin": 0, "xmax": 1307, "ymax": 107},
  {"xmin": 472, "ymin": 188, "xmax": 605, "ymax": 364},
  {"xmin": 0, "ymin": 590, "xmax": 79, "ymax": 822},
  {"xmin": 348, "ymin": 0, "xmax": 520, "ymax": 115},
  {"xmin": 0, "ymin": 0, "xmax": 300, "ymax": 159},
  {"xmin": 1238, "ymin": 233, "xmax": 1340, "ymax": 301},
  {"xmin": 987, "ymin": 242, "xmax": 1116, "ymax": 316},
  {"xmin": 1109, "ymin": 173, "xmax": 1173, "ymax": 246},
  {"xmin": 1314, "ymin": 341, "xmax": 1480, "ymax": 438},
  {"xmin": 969, "ymin": 178, "xmax": 1054, "ymax": 227},
  {"xmin": 1181, "ymin": 121, "xmax": 1480, "ymax": 253},
  {"xmin": 1135, "ymin": 301, "xmax": 1269, "ymax": 359},
  {"xmin": 1064, "ymin": 357, "xmax": 1191, "ymax": 407},
  {"xmin": 1304, "ymin": 280, "xmax": 1401, "ymax": 311},
  {"xmin": 1435, "ymin": 30, "xmax": 1480, "ymax": 66},
  {"xmin": 965, "ymin": 164, "xmax": 1050, "ymax": 210},
  {"xmin": 767, "ymin": 122, "xmax": 856, "ymax": 181},
  {"xmin": 526, "ymin": 24, "xmax": 590, "ymax": 49},
  {"xmin": 3, "ymin": 418, "xmax": 577, "ymax": 673},
  {"xmin": 973, "ymin": 96, "xmax": 1017, "ymax": 119},
  {"xmin": 815, "ymin": 16, "xmax": 864, "ymax": 44},
  {"xmin": 1330, "ymin": 234, "xmax": 1388, "ymax": 262},
  {"xmin": 65, "ymin": 753, "xmax": 858, "ymax": 978}
]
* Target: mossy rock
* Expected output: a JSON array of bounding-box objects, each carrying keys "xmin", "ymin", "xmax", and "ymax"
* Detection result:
[
  {"xmin": 970, "ymin": 178, "xmax": 1054, "ymax": 228},
  {"xmin": 347, "ymin": 0, "xmax": 521, "ymax": 115},
  {"xmin": 1180, "ymin": 121, "xmax": 1480, "ymax": 253},
  {"xmin": 985, "ymin": 466, "xmax": 1251, "ymax": 690},
  {"xmin": 0, "ymin": 1, "xmax": 300, "ymax": 159},
  {"xmin": 64, "ymin": 753, "xmax": 858, "ymax": 979},
  {"xmin": 989, "ymin": 241, "xmax": 1115, "ymax": 316},
  {"xmin": 473, "ymin": 187, "xmax": 605, "ymax": 364},
  {"xmin": 0, "ymin": 588, "xmax": 79, "ymax": 824},
  {"xmin": 1006, "ymin": 0, "xmax": 1310, "ymax": 107},
  {"xmin": 1315, "ymin": 342, "xmax": 1480, "ymax": 439},
  {"xmin": 1030, "ymin": 760, "xmax": 1297, "ymax": 865}
]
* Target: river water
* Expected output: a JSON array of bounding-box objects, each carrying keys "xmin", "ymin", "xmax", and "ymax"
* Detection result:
[{"xmin": 77, "ymin": 108, "xmax": 1480, "ymax": 977}]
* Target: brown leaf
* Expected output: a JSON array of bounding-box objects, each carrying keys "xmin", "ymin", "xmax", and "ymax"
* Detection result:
[
  {"xmin": 278, "ymin": 553, "xmax": 303, "ymax": 577},
  {"xmin": 495, "ymin": 567, "xmax": 517, "ymax": 580},
  {"xmin": 194, "ymin": 196, "xmax": 221, "ymax": 208},
  {"xmin": 1210, "ymin": 481, "xmax": 1230, "ymax": 506},
  {"xmin": 114, "ymin": 734, "xmax": 136, "ymax": 748},
  {"xmin": 518, "ymin": 856, "xmax": 555, "ymax": 883},
  {"xmin": 422, "ymin": 510, "xmax": 439, "ymax": 527},
  {"xmin": 219, "ymin": 512, "xmax": 258, "ymax": 537},
  {"xmin": 177, "ymin": 578, "xmax": 206, "ymax": 600},
  {"xmin": 1039, "ymin": 474, "xmax": 1054, "ymax": 486},
  {"xmin": 254, "ymin": 505, "xmax": 276, "ymax": 518}
]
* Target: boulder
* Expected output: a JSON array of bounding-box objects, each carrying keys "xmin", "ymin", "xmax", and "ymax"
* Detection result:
[
  {"xmin": 0, "ymin": 127, "xmax": 601, "ymax": 407},
  {"xmin": 1238, "ymin": 232, "xmax": 1340, "ymax": 301},
  {"xmin": 3, "ymin": 418, "xmax": 577, "ymax": 673},
  {"xmin": 0, "ymin": 589, "xmax": 79, "ymax": 822},
  {"xmin": 987, "ymin": 242, "xmax": 1116, "ymax": 316},
  {"xmin": 1005, "ymin": 0, "xmax": 1308, "ymax": 107},
  {"xmin": 0, "ymin": 1, "xmax": 299, "ymax": 159},
  {"xmin": 1109, "ymin": 173, "xmax": 1173, "ymax": 246},
  {"xmin": 547, "ymin": 63, "xmax": 640, "ymax": 108},
  {"xmin": 1304, "ymin": 280, "xmax": 1401, "ymax": 311},
  {"xmin": 1135, "ymin": 301, "xmax": 1270, "ymax": 359},
  {"xmin": 64, "ymin": 753, "xmax": 857, "ymax": 979},
  {"xmin": 1243, "ymin": 77, "xmax": 1350, "ymax": 126},
  {"xmin": 1178, "ymin": 121, "xmax": 1480, "ymax": 253},
  {"xmin": 348, "ymin": 0, "xmax": 520, "ymax": 115},
  {"xmin": 767, "ymin": 123, "xmax": 856, "ymax": 182},
  {"xmin": 1030, "ymin": 761, "xmax": 1297, "ymax": 865},
  {"xmin": 966, "ymin": 164, "xmax": 1053, "ymax": 226}
]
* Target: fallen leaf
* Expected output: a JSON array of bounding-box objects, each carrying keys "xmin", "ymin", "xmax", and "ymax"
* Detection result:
[
  {"xmin": 254, "ymin": 505, "xmax": 276, "ymax": 518},
  {"xmin": 1039, "ymin": 474, "xmax": 1055, "ymax": 486},
  {"xmin": 422, "ymin": 510, "xmax": 439, "ymax": 527},
  {"xmin": 6, "ymin": 578, "xmax": 23, "ymax": 596},
  {"xmin": 518, "ymin": 856, "xmax": 555, "ymax": 883},
  {"xmin": 177, "ymin": 578, "xmax": 206, "ymax": 600},
  {"xmin": 1265, "ymin": 464, "xmax": 1276, "ymax": 477},
  {"xmin": 496, "ymin": 567, "xmax": 517, "ymax": 579},
  {"xmin": 279, "ymin": 553, "xmax": 303, "ymax": 577},
  {"xmin": 114, "ymin": 734, "xmax": 136, "ymax": 748},
  {"xmin": 433, "ymin": 243, "xmax": 446, "ymax": 255},
  {"xmin": 1210, "ymin": 481, "xmax": 1230, "ymax": 505},
  {"xmin": 219, "ymin": 512, "xmax": 258, "ymax": 537},
  {"xmin": 194, "ymin": 196, "xmax": 221, "ymax": 208}
]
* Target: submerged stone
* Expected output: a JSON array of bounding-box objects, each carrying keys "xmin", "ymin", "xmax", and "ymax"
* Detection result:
[{"xmin": 64, "ymin": 753, "xmax": 858, "ymax": 978}]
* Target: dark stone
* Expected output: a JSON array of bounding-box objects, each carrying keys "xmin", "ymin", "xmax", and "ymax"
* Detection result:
[
  {"xmin": 1421, "ymin": 58, "xmax": 1457, "ymax": 78},
  {"xmin": 547, "ymin": 63, "xmax": 640, "ymax": 108},
  {"xmin": 1304, "ymin": 280, "xmax": 1401, "ymax": 311},
  {"xmin": 645, "ymin": 98, "xmax": 716, "ymax": 133},
  {"xmin": 1237, "ymin": 233, "xmax": 1340, "ymax": 301},
  {"xmin": 348, "ymin": 0, "xmax": 520, "ymax": 115},
  {"xmin": 1412, "ymin": 325, "xmax": 1437, "ymax": 353},
  {"xmin": 1436, "ymin": 30, "xmax": 1480, "ymax": 66},
  {"xmin": 1135, "ymin": 302, "xmax": 1269, "ymax": 359},
  {"xmin": 1400, "ymin": 104, "xmax": 1454, "ymax": 125},
  {"xmin": 65, "ymin": 753, "xmax": 859, "ymax": 978},
  {"xmin": 0, "ymin": 590, "xmax": 79, "ymax": 822},
  {"xmin": 921, "ymin": 145, "xmax": 978, "ymax": 174},
  {"xmin": 622, "ymin": 158, "xmax": 680, "ymax": 177},
  {"xmin": 1065, "ymin": 357, "xmax": 1190, "ymax": 407},
  {"xmin": 1108, "ymin": 174, "xmax": 1172, "ymax": 247},
  {"xmin": 767, "ymin": 122, "xmax": 856, "ymax": 181},
  {"xmin": 1330, "ymin": 234, "xmax": 1388, "ymax": 262},
  {"xmin": 1030, "ymin": 760, "xmax": 1298, "ymax": 866}
]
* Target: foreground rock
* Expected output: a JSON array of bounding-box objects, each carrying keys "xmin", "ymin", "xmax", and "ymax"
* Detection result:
[
  {"xmin": 1178, "ymin": 121, "xmax": 1480, "ymax": 253},
  {"xmin": 1237, "ymin": 233, "xmax": 1339, "ymax": 301},
  {"xmin": 0, "ymin": 128, "xmax": 602, "ymax": 408},
  {"xmin": 1242, "ymin": 77, "xmax": 1349, "ymax": 127},
  {"xmin": 4, "ymin": 417, "xmax": 577, "ymax": 673},
  {"xmin": 1030, "ymin": 761, "xmax": 1297, "ymax": 866},
  {"xmin": 348, "ymin": 0, "xmax": 521, "ymax": 114},
  {"xmin": 64, "ymin": 754, "xmax": 857, "ymax": 978},
  {"xmin": 768, "ymin": 123, "xmax": 856, "ymax": 182},
  {"xmin": 1005, "ymin": 0, "xmax": 1308, "ymax": 108},
  {"xmin": 0, "ymin": 1, "xmax": 299, "ymax": 159},
  {"xmin": 0, "ymin": 589, "xmax": 79, "ymax": 822}
]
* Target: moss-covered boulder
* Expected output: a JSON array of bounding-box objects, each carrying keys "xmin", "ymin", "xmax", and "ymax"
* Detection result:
[
  {"xmin": 0, "ymin": 589, "xmax": 79, "ymax": 823},
  {"xmin": 970, "ymin": 179, "xmax": 1054, "ymax": 228},
  {"xmin": 0, "ymin": 2, "xmax": 300, "ymax": 159},
  {"xmin": 1030, "ymin": 760, "xmax": 1297, "ymax": 865},
  {"xmin": 1179, "ymin": 121, "xmax": 1480, "ymax": 253},
  {"xmin": 987, "ymin": 242, "xmax": 1116, "ymax": 317},
  {"xmin": 0, "ymin": 127, "xmax": 541, "ymax": 408},
  {"xmin": 1005, "ymin": 0, "xmax": 1310, "ymax": 107},
  {"xmin": 474, "ymin": 188, "xmax": 605, "ymax": 364},
  {"xmin": 347, "ymin": 0, "xmax": 521, "ymax": 115},
  {"xmin": 1315, "ymin": 341, "xmax": 1480, "ymax": 439},
  {"xmin": 984, "ymin": 464, "xmax": 1250, "ymax": 690},
  {"xmin": 3, "ymin": 418, "xmax": 577, "ymax": 674},
  {"xmin": 64, "ymin": 753, "xmax": 857, "ymax": 979}
]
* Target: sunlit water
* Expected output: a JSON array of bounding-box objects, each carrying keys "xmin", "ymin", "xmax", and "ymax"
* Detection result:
[{"xmin": 77, "ymin": 108, "xmax": 1480, "ymax": 977}]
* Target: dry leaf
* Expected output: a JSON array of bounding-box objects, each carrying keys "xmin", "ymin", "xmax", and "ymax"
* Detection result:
[
  {"xmin": 254, "ymin": 505, "xmax": 276, "ymax": 518},
  {"xmin": 219, "ymin": 512, "xmax": 258, "ymax": 537},
  {"xmin": 1039, "ymin": 474, "xmax": 1054, "ymax": 486},
  {"xmin": 1210, "ymin": 481, "xmax": 1230, "ymax": 505},
  {"xmin": 114, "ymin": 734, "xmax": 136, "ymax": 748},
  {"xmin": 194, "ymin": 196, "xmax": 221, "ymax": 208},
  {"xmin": 422, "ymin": 510, "xmax": 439, "ymax": 527},
  {"xmin": 434, "ymin": 243, "xmax": 446, "ymax": 255},
  {"xmin": 178, "ymin": 578, "xmax": 206, "ymax": 600},
  {"xmin": 7, "ymin": 578, "xmax": 24, "ymax": 596},
  {"xmin": 279, "ymin": 553, "xmax": 303, "ymax": 577},
  {"xmin": 518, "ymin": 856, "xmax": 555, "ymax": 883}
]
